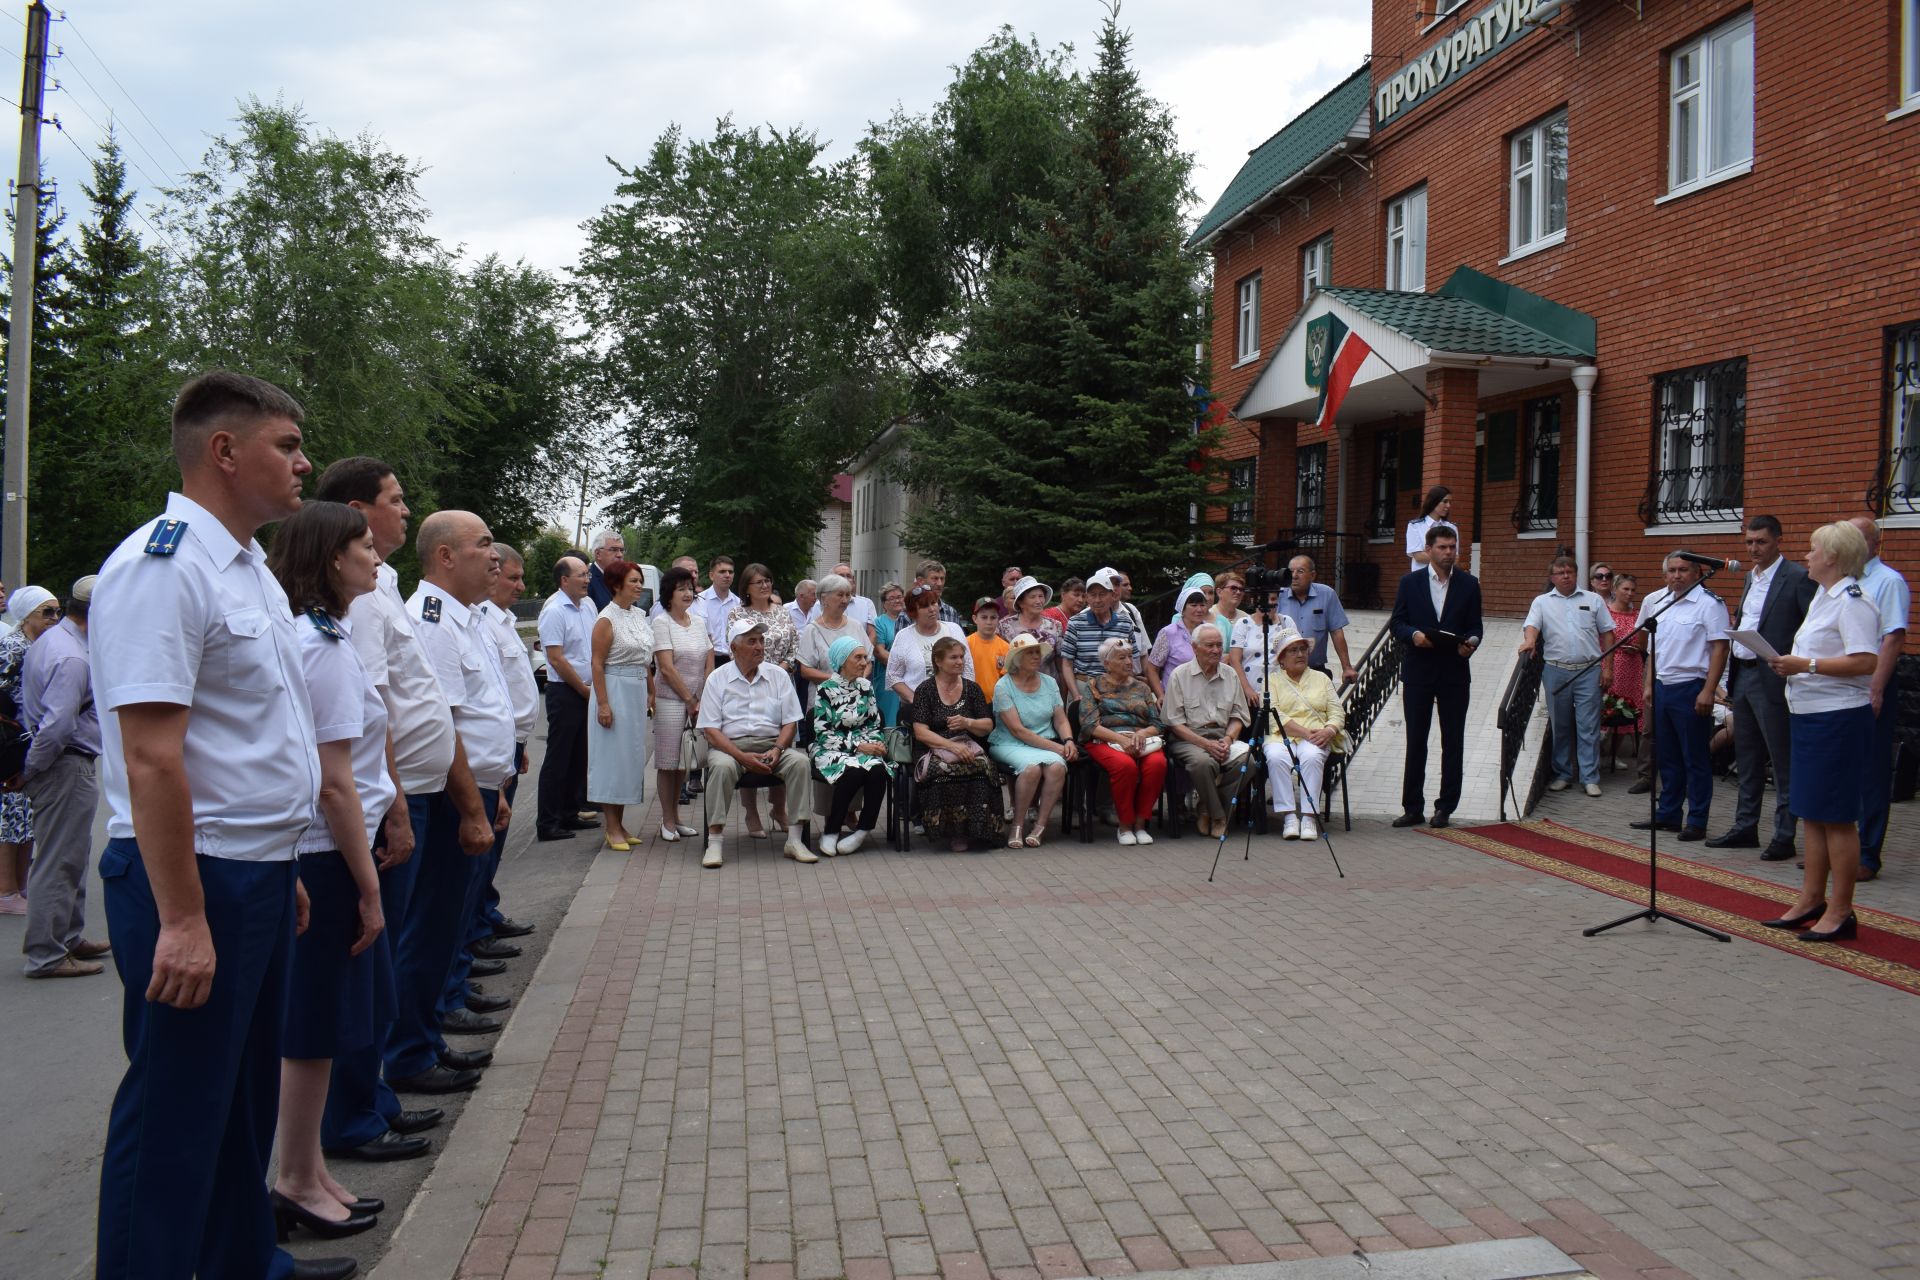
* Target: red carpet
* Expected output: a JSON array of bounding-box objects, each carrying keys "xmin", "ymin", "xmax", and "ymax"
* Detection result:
[{"xmin": 1427, "ymin": 819, "xmax": 1920, "ymax": 996}]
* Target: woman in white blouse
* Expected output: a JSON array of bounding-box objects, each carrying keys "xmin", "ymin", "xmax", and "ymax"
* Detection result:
[
  {"xmin": 650, "ymin": 566, "xmax": 710, "ymax": 842},
  {"xmin": 1762, "ymin": 521, "xmax": 1883, "ymax": 943},
  {"xmin": 886, "ymin": 584, "xmax": 972, "ymax": 704},
  {"xmin": 588, "ymin": 561, "xmax": 654, "ymax": 850},
  {"xmin": 1405, "ymin": 487, "xmax": 1456, "ymax": 570}
]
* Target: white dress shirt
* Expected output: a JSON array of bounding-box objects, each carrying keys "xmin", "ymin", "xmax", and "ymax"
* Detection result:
[
  {"xmin": 1786, "ymin": 578, "xmax": 1882, "ymax": 714},
  {"xmin": 1636, "ymin": 584, "xmax": 1731, "ymax": 683},
  {"xmin": 409, "ymin": 583, "xmax": 518, "ymax": 789},
  {"xmin": 696, "ymin": 660, "xmax": 802, "ymax": 739},
  {"xmin": 91, "ymin": 493, "xmax": 321, "ymax": 862},
  {"xmin": 349, "ymin": 562, "xmax": 458, "ymax": 795},
  {"xmin": 1731, "ymin": 556, "xmax": 1780, "ymax": 661},
  {"xmin": 1858, "ymin": 556, "xmax": 1912, "ymax": 639},
  {"xmin": 1428, "ymin": 568, "xmax": 1453, "ymax": 622},
  {"xmin": 295, "ymin": 613, "xmax": 396, "ymax": 854},
  {"xmin": 694, "ymin": 586, "xmax": 740, "ymax": 656},
  {"xmin": 1523, "ymin": 588, "xmax": 1614, "ymax": 664},
  {"xmin": 479, "ymin": 600, "xmax": 539, "ymax": 743},
  {"xmin": 538, "ymin": 590, "xmax": 595, "ymax": 678}
]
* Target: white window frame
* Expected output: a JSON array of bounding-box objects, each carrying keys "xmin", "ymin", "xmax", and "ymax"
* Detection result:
[
  {"xmin": 1301, "ymin": 234, "xmax": 1332, "ymax": 301},
  {"xmin": 1508, "ymin": 109, "xmax": 1568, "ymax": 256},
  {"xmin": 1905, "ymin": 0, "xmax": 1920, "ymax": 109},
  {"xmin": 1385, "ymin": 186, "xmax": 1427, "ymax": 293},
  {"xmin": 1666, "ymin": 13, "xmax": 1754, "ymax": 196},
  {"xmin": 1235, "ymin": 273, "xmax": 1261, "ymax": 365}
]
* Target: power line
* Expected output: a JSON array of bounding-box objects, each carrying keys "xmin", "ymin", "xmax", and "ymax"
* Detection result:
[
  {"xmin": 47, "ymin": 86, "xmax": 175, "ymax": 206},
  {"xmin": 49, "ymin": 48, "xmax": 179, "ymax": 193},
  {"xmin": 54, "ymin": 11, "xmax": 191, "ymax": 171},
  {"xmin": 44, "ymin": 113, "xmax": 188, "ymax": 262}
]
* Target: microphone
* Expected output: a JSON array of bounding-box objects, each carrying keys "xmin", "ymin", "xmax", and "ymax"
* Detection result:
[{"xmin": 1674, "ymin": 551, "xmax": 1742, "ymax": 572}]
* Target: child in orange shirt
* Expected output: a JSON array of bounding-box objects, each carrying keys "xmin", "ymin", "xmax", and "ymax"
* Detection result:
[{"xmin": 967, "ymin": 596, "xmax": 1010, "ymax": 701}]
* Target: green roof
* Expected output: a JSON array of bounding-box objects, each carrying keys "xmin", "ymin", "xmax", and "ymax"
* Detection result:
[
  {"xmin": 1325, "ymin": 267, "xmax": 1597, "ymax": 359},
  {"xmin": 1188, "ymin": 65, "xmax": 1372, "ymax": 249}
]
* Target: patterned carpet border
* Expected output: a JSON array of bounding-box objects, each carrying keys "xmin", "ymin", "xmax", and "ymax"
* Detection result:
[{"xmin": 1426, "ymin": 818, "xmax": 1920, "ymax": 997}]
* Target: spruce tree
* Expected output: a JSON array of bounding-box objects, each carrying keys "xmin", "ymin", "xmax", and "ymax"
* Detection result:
[{"xmin": 900, "ymin": 13, "xmax": 1212, "ymax": 604}]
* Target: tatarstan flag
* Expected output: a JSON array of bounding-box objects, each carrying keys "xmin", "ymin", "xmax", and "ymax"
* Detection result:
[{"xmin": 1310, "ymin": 314, "xmax": 1373, "ymax": 432}]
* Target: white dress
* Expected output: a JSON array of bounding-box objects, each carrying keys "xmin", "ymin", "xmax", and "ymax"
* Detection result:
[{"xmin": 587, "ymin": 603, "xmax": 653, "ymax": 805}]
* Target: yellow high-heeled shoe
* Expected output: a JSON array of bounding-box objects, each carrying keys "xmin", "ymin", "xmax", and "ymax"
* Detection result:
[{"xmin": 604, "ymin": 832, "xmax": 632, "ymax": 852}]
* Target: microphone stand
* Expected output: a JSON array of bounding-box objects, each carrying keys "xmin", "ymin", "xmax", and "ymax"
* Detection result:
[{"xmin": 1575, "ymin": 568, "xmax": 1730, "ymax": 942}]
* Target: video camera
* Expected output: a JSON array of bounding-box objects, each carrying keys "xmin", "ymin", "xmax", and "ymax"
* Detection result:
[{"xmin": 1245, "ymin": 564, "xmax": 1292, "ymax": 596}]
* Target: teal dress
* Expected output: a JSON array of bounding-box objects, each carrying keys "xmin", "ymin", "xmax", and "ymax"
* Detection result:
[
  {"xmin": 873, "ymin": 614, "xmax": 902, "ymax": 727},
  {"xmin": 988, "ymin": 673, "xmax": 1065, "ymax": 773}
]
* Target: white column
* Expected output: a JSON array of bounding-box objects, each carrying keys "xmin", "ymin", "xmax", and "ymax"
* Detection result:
[
  {"xmin": 1334, "ymin": 423, "xmax": 1353, "ymax": 593},
  {"xmin": 1572, "ymin": 365, "xmax": 1599, "ymax": 582}
]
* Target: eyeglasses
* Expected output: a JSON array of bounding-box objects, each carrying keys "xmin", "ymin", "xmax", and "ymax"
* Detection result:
[{"xmin": 30, "ymin": 605, "xmax": 58, "ymax": 618}]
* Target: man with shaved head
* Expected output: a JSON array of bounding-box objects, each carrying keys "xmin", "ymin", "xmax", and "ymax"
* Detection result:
[{"xmin": 1848, "ymin": 516, "xmax": 1909, "ymax": 879}]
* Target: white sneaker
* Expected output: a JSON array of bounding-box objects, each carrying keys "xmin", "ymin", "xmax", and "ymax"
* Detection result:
[
  {"xmin": 820, "ymin": 834, "xmax": 840, "ymax": 857},
  {"xmin": 1298, "ymin": 816, "xmax": 1318, "ymax": 841},
  {"xmin": 1282, "ymin": 814, "xmax": 1301, "ymax": 840},
  {"xmin": 0, "ymin": 892, "xmax": 25, "ymax": 916},
  {"xmin": 783, "ymin": 837, "xmax": 818, "ymax": 864},
  {"xmin": 702, "ymin": 841, "xmax": 724, "ymax": 869},
  {"xmin": 838, "ymin": 830, "xmax": 867, "ymax": 854},
  {"xmin": 1548, "ymin": 778, "xmax": 1570, "ymax": 792},
  {"xmin": 1134, "ymin": 829, "xmax": 1154, "ymax": 846},
  {"xmin": 1118, "ymin": 829, "xmax": 1137, "ymax": 846},
  {"xmin": 1584, "ymin": 782, "xmax": 1602, "ymax": 797}
]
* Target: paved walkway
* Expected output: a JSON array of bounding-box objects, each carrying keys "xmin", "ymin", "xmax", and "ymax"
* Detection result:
[{"xmin": 397, "ymin": 788, "xmax": 1920, "ymax": 1280}]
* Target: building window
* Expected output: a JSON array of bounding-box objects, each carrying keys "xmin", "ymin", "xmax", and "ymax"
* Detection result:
[
  {"xmin": 1643, "ymin": 358, "xmax": 1746, "ymax": 526},
  {"xmin": 1514, "ymin": 396, "xmax": 1561, "ymax": 532},
  {"xmin": 1906, "ymin": 0, "xmax": 1920, "ymax": 106},
  {"xmin": 1385, "ymin": 186, "xmax": 1426, "ymax": 292},
  {"xmin": 1367, "ymin": 430, "xmax": 1398, "ymax": 537},
  {"xmin": 1295, "ymin": 443, "xmax": 1327, "ymax": 546},
  {"xmin": 1235, "ymin": 273, "xmax": 1261, "ymax": 364},
  {"xmin": 1509, "ymin": 110, "xmax": 1568, "ymax": 254},
  {"xmin": 1302, "ymin": 235, "xmax": 1332, "ymax": 301},
  {"xmin": 1669, "ymin": 13, "xmax": 1754, "ymax": 194},
  {"xmin": 1873, "ymin": 323, "xmax": 1920, "ymax": 517},
  {"xmin": 1228, "ymin": 459, "xmax": 1257, "ymax": 547}
]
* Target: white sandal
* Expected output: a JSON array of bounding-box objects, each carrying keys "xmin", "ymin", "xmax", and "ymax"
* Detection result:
[{"xmin": 660, "ymin": 826, "xmax": 682, "ymax": 843}]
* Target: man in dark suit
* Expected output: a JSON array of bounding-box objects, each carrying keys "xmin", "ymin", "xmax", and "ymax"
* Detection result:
[
  {"xmin": 1389, "ymin": 525, "xmax": 1484, "ymax": 829},
  {"xmin": 585, "ymin": 529, "xmax": 623, "ymax": 611},
  {"xmin": 1707, "ymin": 514, "xmax": 1816, "ymax": 860}
]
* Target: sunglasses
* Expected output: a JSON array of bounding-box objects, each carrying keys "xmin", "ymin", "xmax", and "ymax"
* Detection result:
[{"xmin": 30, "ymin": 605, "xmax": 58, "ymax": 618}]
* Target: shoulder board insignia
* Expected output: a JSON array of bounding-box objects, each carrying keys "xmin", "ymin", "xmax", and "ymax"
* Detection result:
[
  {"xmin": 306, "ymin": 608, "xmax": 345, "ymax": 640},
  {"xmin": 1846, "ymin": 584, "xmax": 1864, "ymax": 597},
  {"xmin": 144, "ymin": 519, "xmax": 187, "ymax": 556},
  {"xmin": 422, "ymin": 595, "xmax": 443, "ymax": 624}
]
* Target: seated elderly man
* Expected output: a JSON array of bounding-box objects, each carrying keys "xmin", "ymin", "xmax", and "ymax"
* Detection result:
[
  {"xmin": 698, "ymin": 618, "xmax": 816, "ymax": 868},
  {"xmin": 1162, "ymin": 622, "xmax": 1253, "ymax": 837}
]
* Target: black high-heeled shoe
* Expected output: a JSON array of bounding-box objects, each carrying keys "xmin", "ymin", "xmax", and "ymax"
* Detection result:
[
  {"xmin": 1761, "ymin": 903, "xmax": 1826, "ymax": 929},
  {"xmin": 270, "ymin": 1189, "xmax": 378, "ymax": 1241},
  {"xmin": 1800, "ymin": 913, "xmax": 1858, "ymax": 943},
  {"xmin": 345, "ymin": 1195, "xmax": 384, "ymax": 1215}
]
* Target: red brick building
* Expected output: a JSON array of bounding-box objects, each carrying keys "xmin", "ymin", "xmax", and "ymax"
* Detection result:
[{"xmin": 1193, "ymin": 0, "xmax": 1920, "ymax": 620}]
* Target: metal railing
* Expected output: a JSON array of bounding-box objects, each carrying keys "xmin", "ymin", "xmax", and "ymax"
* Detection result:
[
  {"xmin": 1496, "ymin": 648, "xmax": 1546, "ymax": 821},
  {"xmin": 1338, "ymin": 622, "xmax": 1405, "ymax": 756}
]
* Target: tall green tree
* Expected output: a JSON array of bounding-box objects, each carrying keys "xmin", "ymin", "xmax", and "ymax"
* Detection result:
[
  {"xmin": 900, "ymin": 15, "xmax": 1212, "ymax": 594},
  {"xmin": 0, "ymin": 178, "xmax": 82, "ymax": 585},
  {"xmin": 576, "ymin": 119, "xmax": 899, "ymax": 585}
]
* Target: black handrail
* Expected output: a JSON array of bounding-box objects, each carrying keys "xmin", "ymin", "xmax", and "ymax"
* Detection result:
[
  {"xmin": 1338, "ymin": 622, "xmax": 1405, "ymax": 755},
  {"xmin": 1497, "ymin": 648, "xmax": 1546, "ymax": 821}
]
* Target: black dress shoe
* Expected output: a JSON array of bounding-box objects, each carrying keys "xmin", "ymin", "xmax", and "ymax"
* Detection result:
[
  {"xmin": 346, "ymin": 1195, "xmax": 385, "ymax": 1215},
  {"xmin": 1628, "ymin": 780, "xmax": 1652, "ymax": 795},
  {"xmin": 442, "ymin": 1007, "xmax": 503, "ymax": 1035},
  {"xmin": 469, "ymin": 957, "xmax": 508, "ymax": 977},
  {"xmin": 291, "ymin": 1259, "xmax": 358, "ymax": 1280},
  {"xmin": 389, "ymin": 1107, "xmax": 444, "ymax": 1135},
  {"xmin": 564, "ymin": 816, "xmax": 599, "ymax": 831},
  {"xmin": 1801, "ymin": 913, "xmax": 1858, "ymax": 943},
  {"xmin": 1428, "ymin": 812, "xmax": 1451, "ymax": 829},
  {"xmin": 322, "ymin": 1129, "xmax": 430, "ymax": 1162},
  {"xmin": 469, "ymin": 937, "xmax": 522, "ymax": 960},
  {"xmin": 535, "ymin": 828, "xmax": 571, "ymax": 842},
  {"xmin": 1704, "ymin": 826, "xmax": 1759, "ymax": 849},
  {"xmin": 1630, "ymin": 818, "xmax": 1683, "ymax": 832},
  {"xmin": 1761, "ymin": 903, "xmax": 1825, "ymax": 929},
  {"xmin": 270, "ymin": 1189, "xmax": 378, "ymax": 1240},
  {"xmin": 467, "ymin": 990, "xmax": 511, "ymax": 1014},
  {"xmin": 490, "ymin": 916, "xmax": 535, "ymax": 939},
  {"xmin": 389, "ymin": 1064, "xmax": 481, "ymax": 1094},
  {"xmin": 1391, "ymin": 812, "xmax": 1425, "ymax": 828},
  {"xmin": 1678, "ymin": 827, "xmax": 1706, "ymax": 841},
  {"xmin": 440, "ymin": 1045, "xmax": 494, "ymax": 1070},
  {"xmin": 1761, "ymin": 839, "xmax": 1796, "ymax": 862}
]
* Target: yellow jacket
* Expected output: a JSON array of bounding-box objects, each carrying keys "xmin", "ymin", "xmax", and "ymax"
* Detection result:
[{"xmin": 1264, "ymin": 666, "xmax": 1345, "ymax": 748}]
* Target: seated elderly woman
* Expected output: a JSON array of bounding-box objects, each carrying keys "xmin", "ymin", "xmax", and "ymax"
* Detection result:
[
  {"xmin": 809, "ymin": 636, "xmax": 892, "ymax": 856},
  {"xmin": 1146, "ymin": 580, "xmax": 1212, "ymax": 698},
  {"xmin": 987, "ymin": 633, "xmax": 1078, "ymax": 848},
  {"xmin": 910, "ymin": 635, "xmax": 1003, "ymax": 851},
  {"xmin": 1078, "ymin": 636, "xmax": 1167, "ymax": 846},
  {"xmin": 1263, "ymin": 630, "xmax": 1345, "ymax": 841}
]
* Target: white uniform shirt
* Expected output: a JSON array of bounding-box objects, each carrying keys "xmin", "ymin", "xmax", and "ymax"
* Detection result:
[
  {"xmin": 538, "ymin": 591, "xmax": 595, "ymax": 679},
  {"xmin": 1406, "ymin": 516, "xmax": 1457, "ymax": 569},
  {"xmin": 1731, "ymin": 556, "xmax": 1781, "ymax": 661},
  {"xmin": 409, "ymin": 583, "xmax": 518, "ymax": 789},
  {"xmin": 1786, "ymin": 578, "xmax": 1882, "ymax": 714},
  {"xmin": 1523, "ymin": 588, "xmax": 1614, "ymax": 664},
  {"xmin": 1636, "ymin": 584, "xmax": 1730, "ymax": 684},
  {"xmin": 349, "ymin": 562, "xmax": 457, "ymax": 795},
  {"xmin": 1858, "ymin": 556, "xmax": 1912, "ymax": 639},
  {"xmin": 479, "ymin": 600, "xmax": 539, "ymax": 743},
  {"xmin": 295, "ymin": 612, "xmax": 396, "ymax": 854},
  {"xmin": 694, "ymin": 586, "xmax": 740, "ymax": 656},
  {"xmin": 91, "ymin": 493, "xmax": 321, "ymax": 861},
  {"xmin": 697, "ymin": 660, "xmax": 802, "ymax": 739}
]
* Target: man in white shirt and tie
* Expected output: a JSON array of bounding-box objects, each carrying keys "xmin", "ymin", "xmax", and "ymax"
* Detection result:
[{"xmin": 1631, "ymin": 552, "xmax": 1731, "ymax": 841}]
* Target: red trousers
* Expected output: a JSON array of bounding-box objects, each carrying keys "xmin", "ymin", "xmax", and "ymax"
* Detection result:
[{"xmin": 1084, "ymin": 742, "xmax": 1167, "ymax": 826}]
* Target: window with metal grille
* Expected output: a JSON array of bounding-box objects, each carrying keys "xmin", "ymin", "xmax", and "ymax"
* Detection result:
[
  {"xmin": 1229, "ymin": 459, "xmax": 1257, "ymax": 547},
  {"xmin": 1367, "ymin": 430, "xmax": 1398, "ymax": 537},
  {"xmin": 1295, "ymin": 444, "xmax": 1327, "ymax": 546},
  {"xmin": 1870, "ymin": 323, "xmax": 1920, "ymax": 517},
  {"xmin": 1514, "ymin": 396, "xmax": 1561, "ymax": 532},
  {"xmin": 1642, "ymin": 358, "xmax": 1745, "ymax": 526}
]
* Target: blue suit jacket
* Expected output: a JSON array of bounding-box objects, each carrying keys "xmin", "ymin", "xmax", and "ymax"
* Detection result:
[{"xmin": 1390, "ymin": 567, "xmax": 1484, "ymax": 689}]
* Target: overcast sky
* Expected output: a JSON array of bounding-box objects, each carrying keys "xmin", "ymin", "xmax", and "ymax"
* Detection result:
[{"xmin": 12, "ymin": 1, "xmax": 1370, "ymax": 275}]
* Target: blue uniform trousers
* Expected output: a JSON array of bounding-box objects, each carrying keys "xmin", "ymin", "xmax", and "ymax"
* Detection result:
[
  {"xmin": 385, "ymin": 788, "xmax": 496, "ymax": 1080},
  {"xmin": 1859, "ymin": 698, "xmax": 1897, "ymax": 868},
  {"xmin": 321, "ymin": 796, "xmax": 430, "ymax": 1148},
  {"xmin": 1653, "ymin": 678, "xmax": 1714, "ymax": 828},
  {"xmin": 441, "ymin": 763, "xmax": 518, "ymax": 1014},
  {"xmin": 96, "ymin": 839, "xmax": 296, "ymax": 1280}
]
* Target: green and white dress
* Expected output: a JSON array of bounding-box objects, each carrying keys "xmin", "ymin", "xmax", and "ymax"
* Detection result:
[{"xmin": 810, "ymin": 675, "xmax": 891, "ymax": 784}]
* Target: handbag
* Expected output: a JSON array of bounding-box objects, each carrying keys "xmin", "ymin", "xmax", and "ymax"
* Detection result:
[
  {"xmin": 883, "ymin": 726, "xmax": 914, "ymax": 765},
  {"xmin": 681, "ymin": 723, "xmax": 710, "ymax": 769}
]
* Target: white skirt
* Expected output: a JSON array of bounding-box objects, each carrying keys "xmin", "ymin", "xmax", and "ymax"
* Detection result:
[{"xmin": 587, "ymin": 665, "xmax": 650, "ymax": 805}]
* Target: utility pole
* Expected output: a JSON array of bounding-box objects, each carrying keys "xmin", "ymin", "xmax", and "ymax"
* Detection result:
[{"xmin": 2, "ymin": 1, "xmax": 51, "ymax": 589}]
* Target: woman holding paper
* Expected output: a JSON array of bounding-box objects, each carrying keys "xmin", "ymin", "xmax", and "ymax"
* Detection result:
[{"xmin": 1761, "ymin": 522, "xmax": 1882, "ymax": 943}]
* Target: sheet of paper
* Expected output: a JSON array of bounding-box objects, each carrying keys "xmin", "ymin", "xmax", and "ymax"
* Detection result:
[{"xmin": 1729, "ymin": 630, "xmax": 1781, "ymax": 662}]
